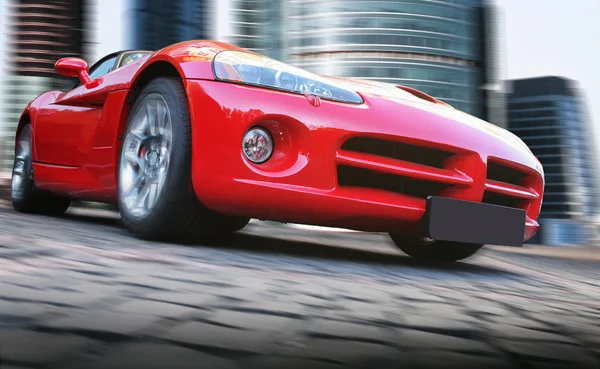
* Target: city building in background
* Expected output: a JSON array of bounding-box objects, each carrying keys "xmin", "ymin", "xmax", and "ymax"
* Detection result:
[
  {"xmin": 508, "ymin": 76, "xmax": 600, "ymax": 245},
  {"xmin": 85, "ymin": 0, "xmax": 225, "ymax": 62},
  {"xmin": 228, "ymin": 0, "xmax": 287, "ymax": 62},
  {"xmin": 0, "ymin": 0, "xmax": 86, "ymax": 171},
  {"xmin": 0, "ymin": 0, "xmax": 8, "ymax": 153},
  {"xmin": 130, "ymin": 0, "xmax": 208, "ymax": 51},
  {"xmin": 284, "ymin": 0, "xmax": 506, "ymax": 126}
]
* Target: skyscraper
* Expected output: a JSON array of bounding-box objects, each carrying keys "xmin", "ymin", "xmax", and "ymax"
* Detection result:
[
  {"xmin": 507, "ymin": 76, "xmax": 600, "ymax": 245},
  {"xmin": 85, "ymin": 0, "xmax": 219, "ymax": 58},
  {"xmin": 0, "ymin": 0, "xmax": 8, "ymax": 174},
  {"xmin": 130, "ymin": 0, "xmax": 208, "ymax": 51},
  {"xmin": 7, "ymin": 0, "xmax": 84, "ymax": 76},
  {"xmin": 228, "ymin": 0, "xmax": 287, "ymax": 62},
  {"xmin": 284, "ymin": 0, "xmax": 505, "ymax": 126}
]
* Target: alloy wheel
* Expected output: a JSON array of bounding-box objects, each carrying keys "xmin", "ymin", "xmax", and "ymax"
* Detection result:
[{"xmin": 119, "ymin": 93, "xmax": 173, "ymax": 220}]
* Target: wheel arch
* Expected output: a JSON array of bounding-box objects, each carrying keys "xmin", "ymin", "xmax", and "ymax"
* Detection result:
[
  {"xmin": 15, "ymin": 109, "xmax": 32, "ymax": 141},
  {"xmin": 15, "ymin": 91, "xmax": 59, "ymax": 160},
  {"xmin": 15, "ymin": 109, "xmax": 35, "ymax": 159},
  {"xmin": 115, "ymin": 59, "xmax": 191, "ymax": 186},
  {"xmin": 126, "ymin": 59, "xmax": 184, "ymax": 108},
  {"xmin": 116, "ymin": 59, "xmax": 185, "ymax": 153}
]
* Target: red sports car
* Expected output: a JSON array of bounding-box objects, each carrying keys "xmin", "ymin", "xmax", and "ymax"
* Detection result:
[{"xmin": 10, "ymin": 40, "xmax": 544, "ymax": 262}]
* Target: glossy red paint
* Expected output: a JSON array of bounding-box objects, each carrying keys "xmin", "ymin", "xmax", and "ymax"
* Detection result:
[
  {"xmin": 185, "ymin": 79, "xmax": 543, "ymax": 239},
  {"xmin": 396, "ymin": 86, "xmax": 452, "ymax": 107},
  {"xmin": 397, "ymin": 85, "xmax": 438, "ymax": 104},
  {"xmin": 19, "ymin": 40, "xmax": 544, "ymax": 241},
  {"xmin": 29, "ymin": 41, "xmax": 239, "ymax": 201},
  {"xmin": 305, "ymin": 94, "xmax": 321, "ymax": 107},
  {"xmin": 55, "ymin": 57, "xmax": 93, "ymax": 85}
]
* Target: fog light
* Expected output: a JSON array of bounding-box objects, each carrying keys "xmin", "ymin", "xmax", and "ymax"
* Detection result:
[{"xmin": 242, "ymin": 127, "xmax": 273, "ymax": 164}]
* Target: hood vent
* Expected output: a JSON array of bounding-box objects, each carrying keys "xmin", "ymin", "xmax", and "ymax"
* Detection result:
[{"xmin": 396, "ymin": 86, "xmax": 453, "ymax": 108}]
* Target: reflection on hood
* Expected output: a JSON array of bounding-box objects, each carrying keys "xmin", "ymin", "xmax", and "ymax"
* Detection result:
[{"xmin": 325, "ymin": 77, "xmax": 532, "ymax": 155}]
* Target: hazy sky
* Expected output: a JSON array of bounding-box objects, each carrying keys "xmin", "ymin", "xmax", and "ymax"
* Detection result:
[{"xmin": 499, "ymin": 0, "xmax": 600, "ymax": 136}]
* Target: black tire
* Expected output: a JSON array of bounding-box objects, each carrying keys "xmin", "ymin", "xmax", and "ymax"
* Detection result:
[
  {"xmin": 118, "ymin": 77, "xmax": 250, "ymax": 243},
  {"xmin": 11, "ymin": 124, "xmax": 71, "ymax": 215},
  {"xmin": 390, "ymin": 233, "xmax": 483, "ymax": 262}
]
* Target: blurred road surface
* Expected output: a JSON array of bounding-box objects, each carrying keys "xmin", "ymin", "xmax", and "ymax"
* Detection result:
[{"xmin": 0, "ymin": 201, "xmax": 599, "ymax": 369}]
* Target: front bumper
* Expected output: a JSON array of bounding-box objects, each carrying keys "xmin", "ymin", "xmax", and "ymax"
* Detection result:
[{"xmin": 185, "ymin": 79, "xmax": 544, "ymax": 242}]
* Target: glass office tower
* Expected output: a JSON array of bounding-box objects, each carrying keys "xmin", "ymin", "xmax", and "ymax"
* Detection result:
[
  {"xmin": 228, "ymin": 0, "xmax": 287, "ymax": 62},
  {"xmin": 285, "ymin": 0, "xmax": 505, "ymax": 126},
  {"xmin": 131, "ymin": 0, "xmax": 208, "ymax": 51},
  {"xmin": 508, "ymin": 76, "xmax": 600, "ymax": 245}
]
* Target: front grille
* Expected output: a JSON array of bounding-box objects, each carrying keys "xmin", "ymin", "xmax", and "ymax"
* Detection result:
[
  {"xmin": 486, "ymin": 161, "xmax": 529, "ymax": 187},
  {"xmin": 341, "ymin": 137, "xmax": 455, "ymax": 169},
  {"xmin": 335, "ymin": 136, "xmax": 541, "ymax": 221},
  {"xmin": 336, "ymin": 137, "xmax": 463, "ymax": 200},
  {"xmin": 482, "ymin": 191, "xmax": 525, "ymax": 209},
  {"xmin": 483, "ymin": 159, "xmax": 537, "ymax": 211},
  {"xmin": 337, "ymin": 165, "xmax": 453, "ymax": 198}
]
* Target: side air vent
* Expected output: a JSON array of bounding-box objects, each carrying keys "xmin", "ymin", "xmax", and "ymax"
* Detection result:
[
  {"xmin": 487, "ymin": 161, "xmax": 530, "ymax": 187},
  {"xmin": 341, "ymin": 137, "xmax": 455, "ymax": 169},
  {"xmin": 337, "ymin": 165, "xmax": 453, "ymax": 199}
]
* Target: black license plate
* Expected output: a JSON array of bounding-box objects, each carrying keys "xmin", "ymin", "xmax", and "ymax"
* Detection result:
[{"xmin": 423, "ymin": 196, "xmax": 526, "ymax": 247}]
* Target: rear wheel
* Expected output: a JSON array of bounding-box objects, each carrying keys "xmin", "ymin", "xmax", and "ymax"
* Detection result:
[
  {"xmin": 117, "ymin": 77, "xmax": 249, "ymax": 243},
  {"xmin": 390, "ymin": 234, "xmax": 483, "ymax": 262},
  {"xmin": 11, "ymin": 124, "xmax": 71, "ymax": 215}
]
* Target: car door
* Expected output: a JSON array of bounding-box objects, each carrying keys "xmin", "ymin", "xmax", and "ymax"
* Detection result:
[{"xmin": 34, "ymin": 54, "xmax": 119, "ymax": 167}]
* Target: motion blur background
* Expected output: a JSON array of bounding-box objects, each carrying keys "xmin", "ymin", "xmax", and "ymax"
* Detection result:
[{"xmin": 0, "ymin": 0, "xmax": 598, "ymax": 246}]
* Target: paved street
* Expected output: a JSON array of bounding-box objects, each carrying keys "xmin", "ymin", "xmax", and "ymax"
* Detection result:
[{"xmin": 0, "ymin": 201, "xmax": 599, "ymax": 369}]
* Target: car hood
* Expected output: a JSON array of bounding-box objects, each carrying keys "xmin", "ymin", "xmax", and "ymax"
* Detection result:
[{"xmin": 325, "ymin": 77, "xmax": 533, "ymax": 156}]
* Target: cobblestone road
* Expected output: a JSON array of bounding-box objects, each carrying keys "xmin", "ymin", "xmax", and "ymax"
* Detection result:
[{"xmin": 0, "ymin": 201, "xmax": 599, "ymax": 369}]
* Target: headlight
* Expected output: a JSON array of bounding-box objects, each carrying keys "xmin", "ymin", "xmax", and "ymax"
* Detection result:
[{"xmin": 212, "ymin": 50, "xmax": 363, "ymax": 105}]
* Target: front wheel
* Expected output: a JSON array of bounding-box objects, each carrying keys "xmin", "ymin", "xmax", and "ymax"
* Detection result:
[
  {"xmin": 390, "ymin": 234, "xmax": 483, "ymax": 262},
  {"xmin": 117, "ymin": 77, "xmax": 249, "ymax": 243}
]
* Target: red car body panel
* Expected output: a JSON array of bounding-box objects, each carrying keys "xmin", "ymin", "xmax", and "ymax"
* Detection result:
[
  {"xmin": 186, "ymin": 80, "xmax": 543, "ymax": 239},
  {"xmin": 19, "ymin": 40, "xmax": 544, "ymax": 241},
  {"xmin": 25, "ymin": 41, "xmax": 238, "ymax": 201}
]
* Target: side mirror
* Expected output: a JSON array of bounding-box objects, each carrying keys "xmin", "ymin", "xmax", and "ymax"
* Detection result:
[{"xmin": 54, "ymin": 57, "xmax": 93, "ymax": 85}]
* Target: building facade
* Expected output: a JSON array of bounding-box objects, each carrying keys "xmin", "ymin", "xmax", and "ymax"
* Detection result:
[
  {"xmin": 130, "ymin": 0, "xmax": 209, "ymax": 51},
  {"xmin": 85, "ymin": 0, "xmax": 224, "ymax": 57},
  {"xmin": 284, "ymin": 0, "xmax": 505, "ymax": 126},
  {"xmin": 228, "ymin": 0, "xmax": 287, "ymax": 62},
  {"xmin": 507, "ymin": 76, "xmax": 600, "ymax": 245},
  {"xmin": 0, "ymin": 0, "xmax": 9, "ymax": 172}
]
